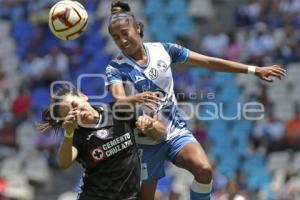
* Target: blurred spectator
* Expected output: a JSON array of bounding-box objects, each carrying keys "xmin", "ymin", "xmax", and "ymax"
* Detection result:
[
  {"xmin": 253, "ymin": 113, "xmax": 285, "ymax": 152},
  {"xmin": 267, "ymin": 1, "xmax": 283, "ymax": 30},
  {"xmin": 173, "ymin": 68, "xmax": 195, "ymax": 102},
  {"xmin": 200, "ymin": 23, "xmax": 228, "ymax": 58},
  {"xmin": 0, "ymin": 0, "xmax": 28, "ymax": 21},
  {"xmin": 0, "ymin": 89, "xmax": 11, "ymax": 116},
  {"xmin": 10, "ymin": 85, "xmax": 32, "ymax": 123},
  {"xmin": 279, "ymin": 0, "xmax": 300, "ymax": 15},
  {"xmin": 284, "ymin": 109, "xmax": 300, "ymax": 149},
  {"xmin": 0, "ymin": 117, "xmax": 16, "ymax": 148},
  {"xmin": 225, "ymin": 33, "xmax": 241, "ymax": 62},
  {"xmin": 0, "ymin": 177, "xmax": 7, "ymax": 200},
  {"xmin": 273, "ymin": 23, "xmax": 300, "ymax": 64},
  {"xmin": 20, "ymin": 50, "xmax": 47, "ymax": 86},
  {"xmin": 235, "ymin": 169, "xmax": 248, "ymax": 192},
  {"xmin": 167, "ymin": 163, "xmax": 193, "ymax": 200},
  {"xmin": 235, "ymin": 0, "xmax": 261, "ymax": 27},
  {"xmin": 199, "ymin": 75, "xmax": 214, "ymax": 98},
  {"xmin": 0, "ymin": 69, "xmax": 6, "ymax": 90},
  {"xmin": 247, "ymin": 22, "xmax": 275, "ymax": 62},
  {"xmin": 16, "ymin": 119, "xmax": 38, "ymax": 155},
  {"xmin": 43, "ymin": 45, "xmax": 70, "ymax": 84},
  {"xmin": 0, "ymin": 116, "xmax": 17, "ymax": 158},
  {"xmin": 192, "ymin": 120, "xmax": 208, "ymax": 148},
  {"xmin": 35, "ymin": 130, "xmax": 61, "ymax": 168}
]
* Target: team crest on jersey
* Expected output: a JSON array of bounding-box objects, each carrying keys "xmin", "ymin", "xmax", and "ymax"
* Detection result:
[
  {"xmin": 91, "ymin": 147, "xmax": 106, "ymax": 161},
  {"xmin": 157, "ymin": 60, "xmax": 168, "ymax": 72},
  {"xmin": 149, "ymin": 68, "xmax": 158, "ymax": 80},
  {"xmin": 95, "ymin": 129, "xmax": 109, "ymax": 139}
]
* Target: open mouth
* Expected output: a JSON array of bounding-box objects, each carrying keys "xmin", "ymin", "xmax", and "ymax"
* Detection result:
[{"xmin": 123, "ymin": 44, "xmax": 131, "ymax": 49}]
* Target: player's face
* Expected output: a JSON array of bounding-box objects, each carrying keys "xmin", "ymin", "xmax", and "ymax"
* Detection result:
[
  {"xmin": 109, "ymin": 19, "xmax": 142, "ymax": 56},
  {"xmin": 58, "ymin": 93, "xmax": 92, "ymax": 123}
]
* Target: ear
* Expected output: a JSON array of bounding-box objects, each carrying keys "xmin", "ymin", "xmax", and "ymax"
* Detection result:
[{"xmin": 135, "ymin": 22, "xmax": 141, "ymax": 34}]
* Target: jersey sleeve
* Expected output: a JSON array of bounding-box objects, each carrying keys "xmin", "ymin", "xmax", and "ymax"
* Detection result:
[
  {"xmin": 105, "ymin": 62, "xmax": 124, "ymax": 87},
  {"xmin": 162, "ymin": 43, "xmax": 190, "ymax": 64}
]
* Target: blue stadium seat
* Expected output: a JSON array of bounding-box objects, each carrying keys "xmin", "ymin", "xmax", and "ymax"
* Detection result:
[
  {"xmin": 248, "ymin": 169, "xmax": 271, "ymax": 190},
  {"xmin": 189, "ymin": 67, "xmax": 211, "ymax": 81},
  {"xmin": 218, "ymin": 84, "xmax": 241, "ymax": 99},
  {"xmin": 242, "ymin": 153, "xmax": 265, "ymax": 176},
  {"xmin": 171, "ymin": 15, "xmax": 194, "ymax": 37},
  {"xmin": 84, "ymin": 0, "xmax": 100, "ymax": 12},
  {"xmin": 82, "ymin": 34, "xmax": 106, "ymax": 57},
  {"xmin": 12, "ymin": 20, "xmax": 35, "ymax": 42},
  {"xmin": 212, "ymin": 73, "xmax": 235, "ymax": 86},
  {"xmin": 32, "ymin": 87, "xmax": 50, "ymax": 121},
  {"xmin": 32, "ymin": 87, "xmax": 50, "ymax": 109},
  {"xmin": 144, "ymin": 0, "xmax": 164, "ymax": 16},
  {"xmin": 166, "ymin": 0, "xmax": 187, "ymax": 16},
  {"xmin": 207, "ymin": 120, "xmax": 228, "ymax": 140},
  {"xmin": 148, "ymin": 16, "xmax": 176, "ymax": 42},
  {"xmin": 217, "ymin": 155, "xmax": 240, "ymax": 178}
]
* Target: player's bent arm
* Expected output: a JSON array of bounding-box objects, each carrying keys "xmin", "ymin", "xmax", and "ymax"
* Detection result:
[
  {"xmin": 109, "ymin": 83, "xmax": 138, "ymax": 106},
  {"xmin": 186, "ymin": 51, "xmax": 248, "ymax": 73},
  {"xmin": 109, "ymin": 83, "xmax": 162, "ymax": 107},
  {"xmin": 57, "ymin": 135, "xmax": 78, "ymax": 170}
]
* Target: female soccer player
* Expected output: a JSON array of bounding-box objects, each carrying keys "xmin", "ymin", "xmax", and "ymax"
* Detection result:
[
  {"xmin": 105, "ymin": 2, "xmax": 287, "ymax": 200},
  {"xmin": 37, "ymin": 84, "xmax": 166, "ymax": 200}
]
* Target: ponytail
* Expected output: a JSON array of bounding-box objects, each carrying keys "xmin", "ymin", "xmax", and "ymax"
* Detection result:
[
  {"xmin": 36, "ymin": 107, "xmax": 62, "ymax": 133},
  {"xmin": 36, "ymin": 83, "xmax": 79, "ymax": 133}
]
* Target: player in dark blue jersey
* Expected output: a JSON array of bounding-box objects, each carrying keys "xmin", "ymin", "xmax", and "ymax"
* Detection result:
[
  {"xmin": 37, "ymin": 84, "xmax": 166, "ymax": 200},
  {"xmin": 105, "ymin": 2, "xmax": 287, "ymax": 200}
]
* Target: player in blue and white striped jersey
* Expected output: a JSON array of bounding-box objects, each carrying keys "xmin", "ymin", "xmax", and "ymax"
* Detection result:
[{"xmin": 105, "ymin": 2, "xmax": 286, "ymax": 200}]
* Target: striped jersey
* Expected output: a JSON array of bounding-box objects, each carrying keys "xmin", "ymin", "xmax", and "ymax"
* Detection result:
[{"xmin": 105, "ymin": 42, "xmax": 190, "ymax": 145}]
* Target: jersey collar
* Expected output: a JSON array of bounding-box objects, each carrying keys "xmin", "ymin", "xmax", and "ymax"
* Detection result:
[
  {"xmin": 92, "ymin": 105, "xmax": 114, "ymax": 128},
  {"xmin": 122, "ymin": 44, "xmax": 150, "ymax": 69}
]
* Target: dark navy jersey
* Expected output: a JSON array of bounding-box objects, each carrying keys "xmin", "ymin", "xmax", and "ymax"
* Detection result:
[{"xmin": 72, "ymin": 103, "xmax": 140, "ymax": 200}]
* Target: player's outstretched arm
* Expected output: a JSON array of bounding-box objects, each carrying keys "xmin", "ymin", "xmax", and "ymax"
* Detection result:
[
  {"xmin": 187, "ymin": 51, "xmax": 287, "ymax": 82},
  {"xmin": 136, "ymin": 115, "xmax": 166, "ymax": 141}
]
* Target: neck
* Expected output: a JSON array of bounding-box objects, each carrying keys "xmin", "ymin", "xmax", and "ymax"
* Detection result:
[{"xmin": 130, "ymin": 44, "xmax": 147, "ymax": 64}]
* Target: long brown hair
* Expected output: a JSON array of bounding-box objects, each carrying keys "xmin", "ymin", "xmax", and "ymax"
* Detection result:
[
  {"xmin": 36, "ymin": 84, "xmax": 79, "ymax": 133},
  {"xmin": 108, "ymin": 1, "xmax": 144, "ymax": 38}
]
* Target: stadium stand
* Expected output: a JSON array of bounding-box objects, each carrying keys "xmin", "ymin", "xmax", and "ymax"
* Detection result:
[{"xmin": 0, "ymin": 0, "xmax": 300, "ymax": 199}]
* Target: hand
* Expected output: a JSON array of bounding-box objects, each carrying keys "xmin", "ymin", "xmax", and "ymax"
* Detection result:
[
  {"xmin": 134, "ymin": 92, "xmax": 163, "ymax": 110},
  {"xmin": 134, "ymin": 92, "xmax": 163, "ymax": 104},
  {"xmin": 62, "ymin": 108, "xmax": 79, "ymax": 134},
  {"xmin": 255, "ymin": 65, "xmax": 287, "ymax": 82},
  {"xmin": 136, "ymin": 115, "xmax": 156, "ymax": 134}
]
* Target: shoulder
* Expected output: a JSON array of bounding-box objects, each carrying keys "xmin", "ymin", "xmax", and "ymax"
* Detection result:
[
  {"xmin": 106, "ymin": 54, "xmax": 134, "ymax": 70},
  {"xmin": 144, "ymin": 42, "xmax": 165, "ymax": 50},
  {"xmin": 108, "ymin": 54, "xmax": 126, "ymax": 67}
]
